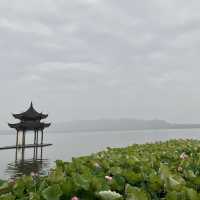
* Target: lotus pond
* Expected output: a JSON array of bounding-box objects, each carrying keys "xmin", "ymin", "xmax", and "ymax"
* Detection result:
[{"xmin": 1, "ymin": 139, "xmax": 200, "ymax": 199}]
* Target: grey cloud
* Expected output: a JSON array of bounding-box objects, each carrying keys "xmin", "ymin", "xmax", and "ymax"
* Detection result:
[{"xmin": 0, "ymin": 0, "xmax": 200, "ymax": 127}]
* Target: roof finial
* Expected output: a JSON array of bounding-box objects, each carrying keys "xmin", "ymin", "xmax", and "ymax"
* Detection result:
[{"xmin": 30, "ymin": 101, "xmax": 33, "ymax": 108}]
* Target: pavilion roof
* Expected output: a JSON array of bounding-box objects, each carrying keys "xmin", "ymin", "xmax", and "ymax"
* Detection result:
[
  {"xmin": 12, "ymin": 102, "xmax": 48, "ymax": 121},
  {"xmin": 8, "ymin": 121, "xmax": 51, "ymax": 131}
]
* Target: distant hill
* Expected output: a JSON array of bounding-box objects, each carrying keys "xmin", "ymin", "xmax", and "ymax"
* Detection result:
[{"xmin": 49, "ymin": 119, "xmax": 200, "ymax": 133}]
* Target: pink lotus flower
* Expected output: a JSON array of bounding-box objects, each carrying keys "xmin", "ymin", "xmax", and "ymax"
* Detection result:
[
  {"xmin": 180, "ymin": 152, "xmax": 188, "ymax": 160},
  {"xmin": 71, "ymin": 196, "xmax": 79, "ymax": 200},
  {"xmin": 105, "ymin": 175, "xmax": 113, "ymax": 181}
]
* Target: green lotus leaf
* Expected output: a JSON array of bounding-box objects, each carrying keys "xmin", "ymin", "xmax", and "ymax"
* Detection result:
[
  {"xmin": 192, "ymin": 176, "xmax": 200, "ymax": 185},
  {"xmin": 72, "ymin": 174, "xmax": 90, "ymax": 191},
  {"xmin": 186, "ymin": 188, "xmax": 199, "ymax": 200},
  {"xmin": 13, "ymin": 179, "xmax": 25, "ymax": 197},
  {"xmin": 60, "ymin": 179, "xmax": 74, "ymax": 195},
  {"xmin": 0, "ymin": 182, "xmax": 10, "ymax": 194},
  {"xmin": 125, "ymin": 184, "xmax": 149, "ymax": 200},
  {"xmin": 159, "ymin": 164, "xmax": 171, "ymax": 182},
  {"xmin": 0, "ymin": 193, "xmax": 15, "ymax": 200},
  {"xmin": 166, "ymin": 191, "xmax": 182, "ymax": 200},
  {"xmin": 109, "ymin": 167, "xmax": 122, "ymax": 176},
  {"xmin": 148, "ymin": 173, "xmax": 162, "ymax": 192},
  {"xmin": 42, "ymin": 184, "xmax": 62, "ymax": 200},
  {"xmin": 39, "ymin": 180, "xmax": 49, "ymax": 192},
  {"xmin": 109, "ymin": 175, "xmax": 125, "ymax": 192},
  {"xmin": 123, "ymin": 171, "xmax": 143, "ymax": 185},
  {"xmin": 166, "ymin": 175, "xmax": 185, "ymax": 191},
  {"xmin": 29, "ymin": 192, "xmax": 41, "ymax": 200},
  {"xmin": 47, "ymin": 168, "xmax": 65, "ymax": 184},
  {"xmin": 184, "ymin": 170, "xmax": 196, "ymax": 180},
  {"xmin": 89, "ymin": 176, "xmax": 103, "ymax": 192},
  {"xmin": 0, "ymin": 181, "xmax": 6, "ymax": 187}
]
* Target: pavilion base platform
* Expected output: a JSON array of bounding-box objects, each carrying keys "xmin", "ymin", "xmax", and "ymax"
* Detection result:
[{"xmin": 0, "ymin": 143, "xmax": 52, "ymax": 150}]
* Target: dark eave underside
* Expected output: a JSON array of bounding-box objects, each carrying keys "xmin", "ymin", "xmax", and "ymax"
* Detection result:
[
  {"xmin": 13, "ymin": 113, "xmax": 48, "ymax": 120},
  {"xmin": 8, "ymin": 122, "xmax": 51, "ymax": 130}
]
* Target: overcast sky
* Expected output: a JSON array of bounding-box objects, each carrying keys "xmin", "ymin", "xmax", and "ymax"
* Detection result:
[{"xmin": 1, "ymin": 0, "xmax": 200, "ymax": 128}]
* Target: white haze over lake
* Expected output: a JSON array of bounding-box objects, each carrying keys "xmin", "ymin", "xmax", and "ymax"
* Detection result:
[{"xmin": 0, "ymin": 0, "xmax": 200, "ymax": 129}]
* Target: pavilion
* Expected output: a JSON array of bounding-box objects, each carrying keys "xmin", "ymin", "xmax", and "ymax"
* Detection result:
[{"xmin": 8, "ymin": 102, "xmax": 51, "ymax": 148}]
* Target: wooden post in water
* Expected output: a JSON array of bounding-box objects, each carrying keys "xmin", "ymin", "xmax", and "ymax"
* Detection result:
[
  {"xmin": 22, "ymin": 130, "xmax": 25, "ymax": 147},
  {"xmin": 34, "ymin": 130, "xmax": 36, "ymax": 145},
  {"xmin": 22, "ymin": 147, "xmax": 25, "ymax": 161},
  {"xmin": 41, "ymin": 130, "xmax": 44, "ymax": 145},
  {"xmin": 33, "ymin": 145, "xmax": 36, "ymax": 160},
  {"xmin": 16, "ymin": 130, "xmax": 19, "ymax": 147},
  {"xmin": 24, "ymin": 131, "xmax": 26, "ymax": 147},
  {"xmin": 33, "ymin": 130, "xmax": 36, "ymax": 159},
  {"xmin": 36, "ymin": 130, "xmax": 39, "ymax": 146},
  {"xmin": 40, "ymin": 146, "xmax": 43, "ymax": 160},
  {"xmin": 15, "ymin": 148, "xmax": 18, "ymax": 161},
  {"xmin": 35, "ymin": 131, "xmax": 38, "ymax": 159}
]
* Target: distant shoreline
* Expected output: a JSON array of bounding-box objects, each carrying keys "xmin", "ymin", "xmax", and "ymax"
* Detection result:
[
  {"xmin": 48, "ymin": 127, "xmax": 200, "ymax": 134},
  {"xmin": 2, "ymin": 118, "xmax": 200, "ymax": 134},
  {"xmin": 1, "ymin": 127, "xmax": 200, "ymax": 135},
  {"xmin": 49, "ymin": 118, "xmax": 200, "ymax": 133}
]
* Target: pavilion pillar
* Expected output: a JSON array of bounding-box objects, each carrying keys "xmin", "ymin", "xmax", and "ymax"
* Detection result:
[
  {"xmin": 34, "ymin": 130, "xmax": 36, "ymax": 159},
  {"xmin": 22, "ymin": 130, "xmax": 26, "ymax": 147},
  {"xmin": 16, "ymin": 130, "xmax": 19, "ymax": 147},
  {"xmin": 35, "ymin": 131, "xmax": 38, "ymax": 159},
  {"xmin": 24, "ymin": 131, "xmax": 26, "ymax": 147},
  {"xmin": 36, "ymin": 130, "xmax": 39, "ymax": 146},
  {"xmin": 41, "ymin": 129, "xmax": 44, "ymax": 145},
  {"xmin": 34, "ymin": 130, "xmax": 36, "ymax": 145},
  {"xmin": 40, "ymin": 146, "xmax": 43, "ymax": 160},
  {"xmin": 35, "ymin": 147, "xmax": 38, "ymax": 159},
  {"xmin": 22, "ymin": 130, "xmax": 24, "ymax": 147},
  {"xmin": 15, "ymin": 148, "xmax": 18, "ymax": 161},
  {"xmin": 22, "ymin": 147, "xmax": 25, "ymax": 161}
]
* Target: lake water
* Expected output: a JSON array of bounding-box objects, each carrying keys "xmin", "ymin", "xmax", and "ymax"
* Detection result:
[{"xmin": 1, "ymin": 128, "xmax": 200, "ymax": 179}]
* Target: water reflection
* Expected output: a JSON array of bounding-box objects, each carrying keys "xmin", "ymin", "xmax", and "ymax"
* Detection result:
[{"xmin": 6, "ymin": 147, "xmax": 50, "ymax": 179}]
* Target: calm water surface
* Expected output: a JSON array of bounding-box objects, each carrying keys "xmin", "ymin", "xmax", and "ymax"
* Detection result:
[{"xmin": 0, "ymin": 129, "xmax": 200, "ymax": 179}]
